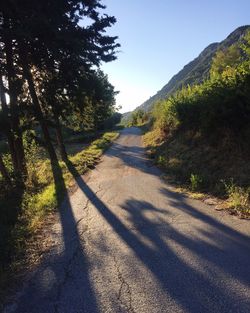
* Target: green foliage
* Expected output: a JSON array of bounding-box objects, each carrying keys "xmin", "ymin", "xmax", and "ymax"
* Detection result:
[
  {"xmin": 103, "ymin": 112, "xmax": 122, "ymax": 129},
  {"xmin": 144, "ymin": 31, "xmax": 250, "ymax": 217},
  {"xmin": 243, "ymin": 29, "xmax": 250, "ymax": 52},
  {"xmin": 152, "ymin": 99, "xmax": 179, "ymax": 135},
  {"xmin": 1, "ymin": 153, "xmax": 14, "ymax": 176},
  {"xmin": 22, "ymin": 131, "xmax": 119, "ymax": 230},
  {"xmin": 150, "ymin": 31, "xmax": 250, "ymax": 148},
  {"xmin": 224, "ymin": 179, "xmax": 250, "ymax": 215},
  {"xmin": 190, "ymin": 174, "xmax": 203, "ymax": 191},
  {"xmin": 71, "ymin": 70, "xmax": 119, "ymax": 132},
  {"xmin": 128, "ymin": 109, "xmax": 150, "ymax": 127},
  {"xmin": 0, "ymin": 0, "xmax": 121, "ymax": 300},
  {"xmin": 210, "ymin": 44, "xmax": 242, "ymax": 78},
  {"xmin": 0, "ymin": 0, "xmax": 120, "ymax": 178},
  {"xmin": 22, "ymin": 131, "xmax": 41, "ymax": 187},
  {"xmin": 157, "ymin": 155, "xmax": 166, "ymax": 166}
]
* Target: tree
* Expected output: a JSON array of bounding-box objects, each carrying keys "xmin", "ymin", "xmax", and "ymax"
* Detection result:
[
  {"xmin": 0, "ymin": 0, "xmax": 120, "ymax": 172},
  {"xmin": 130, "ymin": 109, "xmax": 146, "ymax": 126},
  {"xmin": 0, "ymin": 111, "xmax": 11, "ymax": 183},
  {"xmin": 0, "ymin": 152, "xmax": 11, "ymax": 183},
  {"xmin": 210, "ymin": 44, "xmax": 242, "ymax": 78},
  {"xmin": 0, "ymin": 74, "xmax": 18, "ymax": 173},
  {"xmin": 1, "ymin": 16, "xmax": 27, "ymax": 175}
]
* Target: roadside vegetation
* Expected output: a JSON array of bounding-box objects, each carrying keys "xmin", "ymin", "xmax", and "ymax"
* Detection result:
[
  {"xmin": 0, "ymin": 0, "xmax": 121, "ymax": 296},
  {"xmin": 142, "ymin": 30, "xmax": 250, "ymax": 217},
  {"xmin": 126, "ymin": 109, "xmax": 150, "ymax": 127},
  {"xmin": 0, "ymin": 130, "xmax": 118, "ymax": 298}
]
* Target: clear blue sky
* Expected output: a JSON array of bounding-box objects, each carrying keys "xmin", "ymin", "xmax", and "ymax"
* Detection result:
[{"xmin": 101, "ymin": 0, "xmax": 250, "ymax": 113}]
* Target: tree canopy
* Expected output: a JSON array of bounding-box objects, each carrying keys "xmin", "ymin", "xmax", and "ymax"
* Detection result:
[{"xmin": 0, "ymin": 0, "xmax": 120, "ymax": 179}]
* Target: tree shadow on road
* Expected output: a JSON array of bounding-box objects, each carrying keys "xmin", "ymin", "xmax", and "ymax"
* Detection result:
[
  {"xmin": 0, "ymin": 182, "xmax": 24, "ymax": 304},
  {"xmin": 105, "ymin": 142, "xmax": 162, "ymax": 176},
  {"xmin": 66, "ymin": 159, "xmax": 250, "ymax": 313},
  {"xmin": 13, "ymin": 160, "xmax": 100, "ymax": 313}
]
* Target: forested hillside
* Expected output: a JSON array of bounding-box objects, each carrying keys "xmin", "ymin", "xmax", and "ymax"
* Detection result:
[
  {"xmin": 136, "ymin": 25, "xmax": 250, "ymax": 112},
  {"xmin": 0, "ymin": 0, "xmax": 120, "ymax": 291},
  {"xmin": 143, "ymin": 28, "xmax": 250, "ymax": 217}
]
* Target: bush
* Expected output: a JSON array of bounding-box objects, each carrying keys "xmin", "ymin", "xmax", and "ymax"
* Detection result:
[
  {"xmin": 151, "ymin": 31, "xmax": 250, "ymax": 148},
  {"xmin": 224, "ymin": 180, "xmax": 250, "ymax": 215},
  {"xmin": 190, "ymin": 173, "xmax": 203, "ymax": 191}
]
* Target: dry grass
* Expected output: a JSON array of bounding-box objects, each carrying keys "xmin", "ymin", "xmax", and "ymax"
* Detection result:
[{"xmin": 143, "ymin": 127, "xmax": 250, "ymax": 218}]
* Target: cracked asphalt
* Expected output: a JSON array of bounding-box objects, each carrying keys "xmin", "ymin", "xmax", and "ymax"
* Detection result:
[{"xmin": 3, "ymin": 127, "xmax": 250, "ymax": 313}]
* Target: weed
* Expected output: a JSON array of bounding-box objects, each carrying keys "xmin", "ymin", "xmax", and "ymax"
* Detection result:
[
  {"xmin": 224, "ymin": 179, "xmax": 250, "ymax": 215},
  {"xmin": 190, "ymin": 173, "xmax": 203, "ymax": 191},
  {"xmin": 157, "ymin": 155, "xmax": 166, "ymax": 166}
]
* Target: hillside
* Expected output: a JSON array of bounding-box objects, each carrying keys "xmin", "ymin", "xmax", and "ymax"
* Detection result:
[
  {"xmin": 121, "ymin": 111, "xmax": 132, "ymax": 125},
  {"xmin": 143, "ymin": 27, "xmax": 250, "ymax": 217},
  {"xmin": 136, "ymin": 25, "xmax": 250, "ymax": 112}
]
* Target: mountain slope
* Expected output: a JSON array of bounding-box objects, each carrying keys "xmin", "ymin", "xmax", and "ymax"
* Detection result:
[{"xmin": 137, "ymin": 25, "xmax": 250, "ymax": 112}]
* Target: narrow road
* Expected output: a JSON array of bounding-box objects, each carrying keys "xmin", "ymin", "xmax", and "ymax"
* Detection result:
[{"xmin": 4, "ymin": 127, "xmax": 250, "ymax": 313}]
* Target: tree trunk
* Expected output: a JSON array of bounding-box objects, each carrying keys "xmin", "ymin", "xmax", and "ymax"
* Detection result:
[
  {"xmin": 49, "ymin": 57, "xmax": 68, "ymax": 162},
  {"xmin": 0, "ymin": 74, "xmax": 18, "ymax": 171},
  {"xmin": 19, "ymin": 42, "xmax": 58, "ymax": 163},
  {"xmin": 26, "ymin": 70, "xmax": 58, "ymax": 162},
  {"xmin": 0, "ymin": 153, "xmax": 11, "ymax": 184},
  {"xmin": 53, "ymin": 109, "xmax": 68, "ymax": 161},
  {"xmin": 4, "ymin": 28, "xmax": 26, "ymax": 175},
  {"xmin": 56, "ymin": 124, "xmax": 68, "ymax": 161}
]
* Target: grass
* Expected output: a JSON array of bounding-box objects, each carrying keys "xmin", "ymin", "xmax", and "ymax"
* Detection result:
[
  {"xmin": 143, "ymin": 127, "xmax": 250, "ymax": 218},
  {"xmin": 0, "ymin": 131, "xmax": 119, "ymax": 305},
  {"xmin": 224, "ymin": 181, "xmax": 250, "ymax": 217}
]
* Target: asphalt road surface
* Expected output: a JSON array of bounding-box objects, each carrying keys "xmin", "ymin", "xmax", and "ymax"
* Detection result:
[{"xmin": 3, "ymin": 127, "xmax": 250, "ymax": 313}]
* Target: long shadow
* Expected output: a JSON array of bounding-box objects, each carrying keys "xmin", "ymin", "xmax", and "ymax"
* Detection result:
[
  {"xmin": 158, "ymin": 187, "xmax": 250, "ymax": 282},
  {"xmin": 103, "ymin": 127, "xmax": 160, "ymax": 176},
  {"xmin": 123, "ymin": 197, "xmax": 250, "ymax": 277},
  {"xmin": 160, "ymin": 187, "xmax": 250, "ymax": 246},
  {"xmin": 66, "ymin": 160, "xmax": 250, "ymax": 313},
  {"xmin": 0, "ymin": 182, "xmax": 24, "ymax": 279},
  {"xmin": 14, "ymin": 160, "xmax": 99, "ymax": 313},
  {"xmin": 105, "ymin": 142, "xmax": 161, "ymax": 176}
]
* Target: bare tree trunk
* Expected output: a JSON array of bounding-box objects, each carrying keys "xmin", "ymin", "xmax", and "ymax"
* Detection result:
[
  {"xmin": 26, "ymin": 70, "xmax": 58, "ymax": 162},
  {"xmin": 19, "ymin": 42, "xmax": 58, "ymax": 163},
  {"xmin": 0, "ymin": 152, "xmax": 11, "ymax": 184},
  {"xmin": 55, "ymin": 124, "xmax": 68, "ymax": 161},
  {"xmin": 0, "ymin": 74, "xmax": 18, "ymax": 171},
  {"xmin": 4, "ymin": 27, "xmax": 26, "ymax": 175},
  {"xmin": 53, "ymin": 108, "xmax": 68, "ymax": 161},
  {"xmin": 49, "ymin": 58, "xmax": 68, "ymax": 162}
]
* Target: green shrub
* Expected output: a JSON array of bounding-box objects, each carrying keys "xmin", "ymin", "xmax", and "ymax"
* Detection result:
[
  {"xmin": 224, "ymin": 179, "xmax": 250, "ymax": 214},
  {"xmin": 150, "ymin": 31, "xmax": 250, "ymax": 149},
  {"xmin": 157, "ymin": 155, "xmax": 166, "ymax": 166},
  {"xmin": 190, "ymin": 173, "xmax": 203, "ymax": 191}
]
